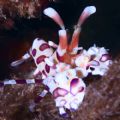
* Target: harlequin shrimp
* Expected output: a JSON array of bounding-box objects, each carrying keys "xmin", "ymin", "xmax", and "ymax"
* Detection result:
[{"xmin": 0, "ymin": 6, "xmax": 112, "ymax": 117}]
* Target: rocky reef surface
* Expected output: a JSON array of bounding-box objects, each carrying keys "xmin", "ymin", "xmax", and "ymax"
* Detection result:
[{"xmin": 0, "ymin": 54, "xmax": 119, "ymax": 120}]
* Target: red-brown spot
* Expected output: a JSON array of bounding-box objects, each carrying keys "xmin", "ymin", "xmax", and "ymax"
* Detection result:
[
  {"xmin": 56, "ymin": 52, "xmax": 63, "ymax": 62},
  {"xmin": 32, "ymin": 49, "xmax": 37, "ymax": 56},
  {"xmin": 42, "ymin": 70, "xmax": 47, "ymax": 77},
  {"xmin": 89, "ymin": 55, "xmax": 96, "ymax": 61},
  {"xmin": 45, "ymin": 64, "xmax": 50, "ymax": 73},
  {"xmin": 39, "ymin": 43, "xmax": 50, "ymax": 51},
  {"xmin": 36, "ymin": 55, "xmax": 46, "ymax": 64}
]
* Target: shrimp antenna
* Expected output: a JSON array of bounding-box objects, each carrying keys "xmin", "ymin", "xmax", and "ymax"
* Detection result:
[
  {"xmin": 77, "ymin": 6, "xmax": 96, "ymax": 26},
  {"xmin": 43, "ymin": 7, "xmax": 65, "ymax": 29},
  {"xmin": 69, "ymin": 6, "xmax": 96, "ymax": 54}
]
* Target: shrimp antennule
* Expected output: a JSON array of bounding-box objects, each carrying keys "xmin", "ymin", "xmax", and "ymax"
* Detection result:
[
  {"xmin": 77, "ymin": 6, "xmax": 96, "ymax": 26},
  {"xmin": 56, "ymin": 29, "xmax": 68, "ymax": 62},
  {"xmin": 43, "ymin": 7, "xmax": 65, "ymax": 29},
  {"xmin": 68, "ymin": 6, "xmax": 96, "ymax": 54}
]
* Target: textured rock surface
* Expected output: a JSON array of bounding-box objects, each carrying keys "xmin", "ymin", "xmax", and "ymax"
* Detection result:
[
  {"xmin": 0, "ymin": 0, "xmax": 49, "ymax": 30},
  {"xmin": 0, "ymin": 0, "xmax": 48, "ymax": 19},
  {"xmin": 0, "ymin": 56, "xmax": 120, "ymax": 120}
]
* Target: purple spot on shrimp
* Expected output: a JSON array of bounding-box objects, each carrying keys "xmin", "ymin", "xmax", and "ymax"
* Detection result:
[
  {"xmin": 44, "ymin": 86, "xmax": 49, "ymax": 91},
  {"xmin": 100, "ymin": 54, "xmax": 110, "ymax": 62},
  {"xmin": 70, "ymin": 78, "xmax": 79, "ymax": 87},
  {"xmin": 79, "ymin": 86, "xmax": 84, "ymax": 92},
  {"xmin": 36, "ymin": 55, "xmax": 46, "ymax": 64},
  {"xmin": 35, "ymin": 79, "xmax": 43, "ymax": 84},
  {"xmin": 42, "ymin": 70, "xmax": 47, "ymax": 77},
  {"xmin": 45, "ymin": 64, "xmax": 50, "ymax": 73},
  {"xmin": 39, "ymin": 43, "xmax": 50, "ymax": 51},
  {"xmin": 70, "ymin": 78, "xmax": 80, "ymax": 95},
  {"xmin": 89, "ymin": 55, "xmax": 96, "ymax": 61},
  {"xmin": 86, "ymin": 65, "xmax": 90, "ymax": 70},
  {"xmin": 32, "ymin": 49, "xmax": 36, "ymax": 56},
  {"xmin": 53, "ymin": 88, "xmax": 68, "ymax": 98},
  {"xmin": 16, "ymin": 79, "xmax": 27, "ymax": 84}
]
